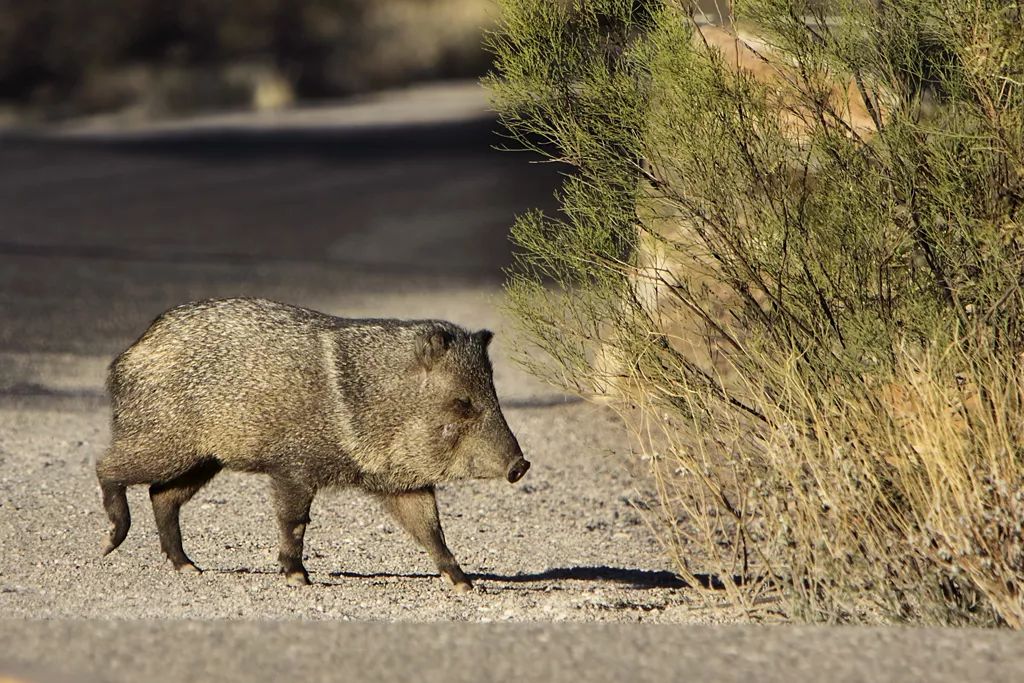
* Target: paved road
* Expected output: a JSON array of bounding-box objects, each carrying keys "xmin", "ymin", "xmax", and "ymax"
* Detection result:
[
  {"xmin": 2, "ymin": 621, "xmax": 1023, "ymax": 683},
  {"xmin": 1, "ymin": 82, "xmax": 1022, "ymax": 681}
]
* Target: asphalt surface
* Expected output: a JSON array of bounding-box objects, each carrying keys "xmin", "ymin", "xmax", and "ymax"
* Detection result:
[
  {"xmin": 3, "ymin": 621, "xmax": 1024, "ymax": 683},
  {"xmin": 1, "ymin": 82, "xmax": 1022, "ymax": 681}
]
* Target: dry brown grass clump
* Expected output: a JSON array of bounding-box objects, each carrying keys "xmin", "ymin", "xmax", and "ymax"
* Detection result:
[{"xmin": 632, "ymin": 340, "xmax": 1024, "ymax": 626}]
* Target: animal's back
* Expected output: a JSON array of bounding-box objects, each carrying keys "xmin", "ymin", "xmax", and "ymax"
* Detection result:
[{"xmin": 109, "ymin": 298, "xmax": 337, "ymax": 470}]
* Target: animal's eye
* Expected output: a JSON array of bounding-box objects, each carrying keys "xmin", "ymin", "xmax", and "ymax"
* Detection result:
[{"xmin": 452, "ymin": 398, "xmax": 475, "ymax": 417}]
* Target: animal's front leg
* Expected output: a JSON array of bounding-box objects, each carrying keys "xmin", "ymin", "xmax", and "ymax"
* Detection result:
[{"xmin": 381, "ymin": 486, "xmax": 472, "ymax": 592}]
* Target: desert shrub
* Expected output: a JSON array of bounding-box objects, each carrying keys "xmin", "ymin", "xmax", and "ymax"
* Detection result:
[{"xmin": 487, "ymin": 0, "xmax": 1024, "ymax": 626}]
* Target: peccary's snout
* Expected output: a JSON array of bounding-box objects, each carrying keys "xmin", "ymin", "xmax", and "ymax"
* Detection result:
[{"xmin": 506, "ymin": 457, "xmax": 531, "ymax": 483}]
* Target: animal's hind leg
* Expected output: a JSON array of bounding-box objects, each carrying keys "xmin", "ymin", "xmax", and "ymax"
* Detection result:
[
  {"xmin": 99, "ymin": 479, "xmax": 130, "ymax": 555},
  {"xmin": 270, "ymin": 474, "xmax": 315, "ymax": 587},
  {"xmin": 96, "ymin": 444, "xmax": 140, "ymax": 555},
  {"xmin": 149, "ymin": 459, "xmax": 222, "ymax": 572}
]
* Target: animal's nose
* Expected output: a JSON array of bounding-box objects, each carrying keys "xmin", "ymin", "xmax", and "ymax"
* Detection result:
[{"xmin": 506, "ymin": 458, "xmax": 531, "ymax": 484}]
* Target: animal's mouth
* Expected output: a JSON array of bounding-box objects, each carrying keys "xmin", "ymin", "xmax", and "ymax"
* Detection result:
[{"xmin": 506, "ymin": 458, "xmax": 531, "ymax": 484}]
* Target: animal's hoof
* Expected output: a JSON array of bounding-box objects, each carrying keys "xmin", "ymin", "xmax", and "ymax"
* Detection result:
[
  {"xmin": 175, "ymin": 562, "xmax": 202, "ymax": 574},
  {"xmin": 443, "ymin": 571, "xmax": 473, "ymax": 593},
  {"xmin": 286, "ymin": 571, "xmax": 311, "ymax": 587}
]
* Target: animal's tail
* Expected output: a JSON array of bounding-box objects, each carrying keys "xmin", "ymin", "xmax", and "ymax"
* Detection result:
[{"xmin": 99, "ymin": 477, "xmax": 131, "ymax": 555}]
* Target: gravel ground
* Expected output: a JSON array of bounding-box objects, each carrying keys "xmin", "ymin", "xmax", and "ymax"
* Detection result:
[{"xmin": 1, "ymin": 330, "xmax": 695, "ymax": 623}]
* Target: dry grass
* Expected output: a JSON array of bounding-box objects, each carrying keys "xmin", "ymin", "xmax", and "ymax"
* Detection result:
[{"xmin": 624, "ymin": 336, "xmax": 1024, "ymax": 626}]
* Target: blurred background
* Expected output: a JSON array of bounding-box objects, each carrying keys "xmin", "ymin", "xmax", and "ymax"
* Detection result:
[{"xmin": 0, "ymin": 0, "xmax": 498, "ymax": 122}]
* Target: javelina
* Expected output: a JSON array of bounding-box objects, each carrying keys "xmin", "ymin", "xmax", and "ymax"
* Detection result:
[{"xmin": 95, "ymin": 298, "xmax": 529, "ymax": 591}]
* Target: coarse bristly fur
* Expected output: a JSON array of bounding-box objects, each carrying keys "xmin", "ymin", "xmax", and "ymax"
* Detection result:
[{"xmin": 95, "ymin": 297, "xmax": 529, "ymax": 591}]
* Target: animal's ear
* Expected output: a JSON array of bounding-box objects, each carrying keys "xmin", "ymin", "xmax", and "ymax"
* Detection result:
[
  {"xmin": 475, "ymin": 330, "xmax": 494, "ymax": 348},
  {"xmin": 416, "ymin": 327, "xmax": 452, "ymax": 370}
]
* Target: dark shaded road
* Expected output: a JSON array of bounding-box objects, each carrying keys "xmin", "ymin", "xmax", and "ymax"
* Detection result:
[{"xmin": 0, "ymin": 93, "xmax": 560, "ymax": 356}]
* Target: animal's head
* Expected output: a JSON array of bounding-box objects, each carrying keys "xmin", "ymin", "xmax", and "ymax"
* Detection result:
[{"xmin": 410, "ymin": 323, "xmax": 529, "ymax": 484}]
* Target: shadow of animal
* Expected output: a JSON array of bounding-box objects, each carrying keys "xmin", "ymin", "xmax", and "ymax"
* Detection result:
[{"xmin": 331, "ymin": 565, "xmax": 743, "ymax": 590}]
